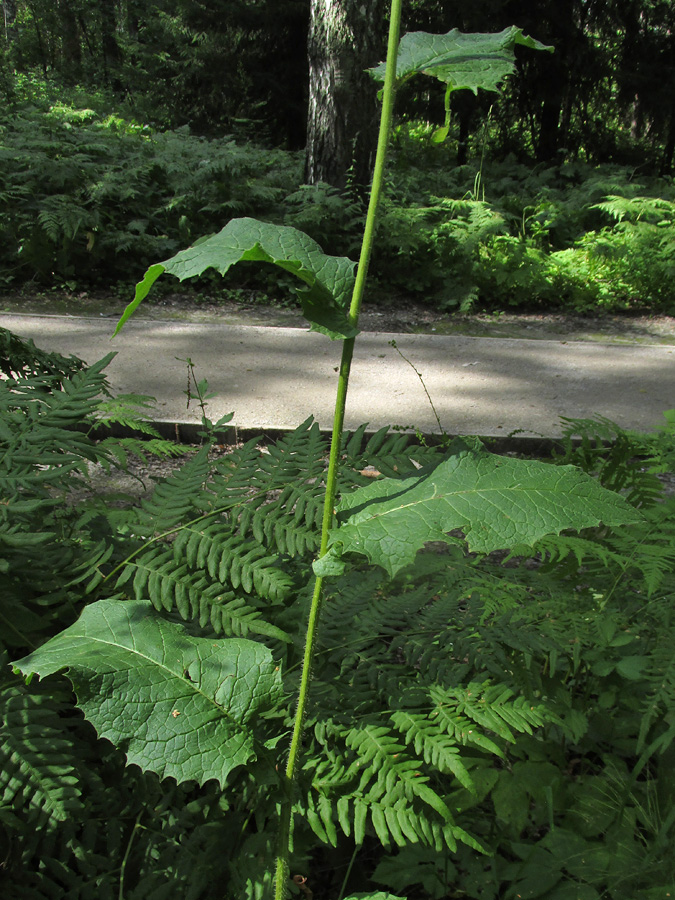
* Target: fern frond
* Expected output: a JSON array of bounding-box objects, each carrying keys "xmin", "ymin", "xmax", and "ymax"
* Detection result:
[
  {"xmin": 637, "ymin": 594, "xmax": 675, "ymax": 754},
  {"xmin": 554, "ymin": 414, "xmax": 665, "ymax": 506},
  {"xmin": 340, "ymin": 424, "xmax": 442, "ymax": 483},
  {"xmin": 246, "ymin": 480, "xmax": 323, "ymax": 557},
  {"xmin": 343, "ymin": 724, "xmax": 451, "ymax": 820},
  {"xmin": 230, "ymin": 421, "xmax": 327, "ymax": 556},
  {"xmin": 99, "ymin": 436, "xmax": 189, "ymax": 471},
  {"xmin": 207, "ymin": 436, "xmax": 267, "ymax": 502},
  {"xmin": 592, "ymin": 195, "xmax": 675, "ymax": 224},
  {"xmin": 390, "ymin": 709, "xmax": 475, "ymax": 792},
  {"xmin": 117, "ymin": 548, "xmax": 288, "ymax": 640},
  {"xmin": 605, "ymin": 497, "xmax": 675, "ymax": 596},
  {"xmin": 0, "ymin": 328, "xmax": 86, "ymax": 381},
  {"xmin": 303, "ymin": 722, "xmax": 462, "ymax": 852},
  {"xmin": 0, "ymin": 680, "xmax": 84, "ymax": 828},
  {"xmin": 530, "ymin": 533, "xmax": 621, "ymax": 570},
  {"xmin": 427, "ymin": 682, "xmax": 550, "ymax": 750},
  {"xmin": 173, "ymin": 522, "xmax": 293, "ymax": 602},
  {"xmin": 94, "ymin": 392, "xmax": 191, "ymax": 454},
  {"xmin": 137, "ymin": 446, "xmax": 212, "ymax": 532}
]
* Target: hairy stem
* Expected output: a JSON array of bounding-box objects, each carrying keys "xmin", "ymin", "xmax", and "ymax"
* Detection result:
[{"xmin": 273, "ymin": 1, "xmax": 403, "ymax": 896}]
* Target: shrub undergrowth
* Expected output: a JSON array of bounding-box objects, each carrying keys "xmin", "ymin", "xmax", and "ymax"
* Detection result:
[
  {"xmin": 0, "ymin": 102, "xmax": 300, "ymax": 289},
  {"xmin": 2, "ymin": 89, "xmax": 675, "ymax": 313}
]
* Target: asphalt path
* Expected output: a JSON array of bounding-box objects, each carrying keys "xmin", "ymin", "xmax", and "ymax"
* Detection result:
[{"xmin": 2, "ymin": 312, "xmax": 674, "ymax": 441}]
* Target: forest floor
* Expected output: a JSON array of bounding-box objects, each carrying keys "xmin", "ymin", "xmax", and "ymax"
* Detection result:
[{"xmin": 2, "ymin": 289, "xmax": 674, "ymax": 345}]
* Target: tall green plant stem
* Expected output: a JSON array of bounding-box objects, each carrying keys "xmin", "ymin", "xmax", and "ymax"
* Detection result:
[{"xmin": 273, "ymin": 1, "xmax": 403, "ymax": 896}]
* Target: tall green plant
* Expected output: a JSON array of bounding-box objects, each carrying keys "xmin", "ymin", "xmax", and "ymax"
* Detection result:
[{"xmin": 12, "ymin": 13, "xmax": 652, "ymax": 900}]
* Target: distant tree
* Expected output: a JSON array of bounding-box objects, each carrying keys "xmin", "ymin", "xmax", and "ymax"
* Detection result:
[
  {"xmin": 3, "ymin": 0, "xmax": 675, "ymax": 173},
  {"xmin": 98, "ymin": 0, "xmax": 122, "ymax": 85},
  {"xmin": 305, "ymin": 0, "xmax": 386, "ymax": 190},
  {"xmin": 56, "ymin": 0, "xmax": 81, "ymax": 82},
  {"xmin": 615, "ymin": 0, "xmax": 675, "ymax": 172}
]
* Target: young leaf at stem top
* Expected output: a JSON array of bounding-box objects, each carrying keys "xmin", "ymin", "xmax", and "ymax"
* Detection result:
[
  {"xmin": 369, "ymin": 26, "xmax": 553, "ymax": 93},
  {"xmin": 369, "ymin": 26, "xmax": 553, "ymax": 143}
]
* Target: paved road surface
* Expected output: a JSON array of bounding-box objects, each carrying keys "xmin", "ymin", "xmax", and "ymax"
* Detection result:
[{"xmin": 2, "ymin": 312, "xmax": 673, "ymax": 441}]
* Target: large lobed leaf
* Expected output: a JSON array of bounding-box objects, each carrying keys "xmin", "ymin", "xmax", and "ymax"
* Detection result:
[
  {"xmin": 370, "ymin": 26, "xmax": 552, "ymax": 93},
  {"xmin": 324, "ymin": 441, "xmax": 643, "ymax": 577},
  {"xmin": 13, "ymin": 598, "xmax": 283, "ymax": 787},
  {"xmin": 114, "ymin": 217, "xmax": 357, "ymax": 340}
]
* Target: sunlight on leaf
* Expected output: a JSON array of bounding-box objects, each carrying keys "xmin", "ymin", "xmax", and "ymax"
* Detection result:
[
  {"xmin": 370, "ymin": 26, "xmax": 553, "ymax": 94},
  {"xmin": 114, "ymin": 218, "xmax": 357, "ymax": 340}
]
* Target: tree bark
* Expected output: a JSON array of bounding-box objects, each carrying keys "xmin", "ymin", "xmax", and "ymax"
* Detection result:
[
  {"xmin": 57, "ymin": 0, "xmax": 81, "ymax": 81},
  {"xmin": 660, "ymin": 100, "xmax": 675, "ymax": 174},
  {"xmin": 99, "ymin": 0, "xmax": 122, "ymax": 85},
  {"xmin": 305, "ymin": 0, "xmax": 385, "ymax": 190}
]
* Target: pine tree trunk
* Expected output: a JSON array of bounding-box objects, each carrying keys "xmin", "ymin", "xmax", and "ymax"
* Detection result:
[
  {"xmin": 305, "ymin": 0, "xmax": 385, "ymax": 190},
  {"xmin": 58, "ymin": 0, "xmax": 81, "ymax": 81},
  {"xmin": 99, "ymin": 0, "xmax": 122, "ymax": 85}
]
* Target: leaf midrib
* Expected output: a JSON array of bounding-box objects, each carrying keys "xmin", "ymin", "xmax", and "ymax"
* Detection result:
[{"xmin": 346, "ymin": 483, "xmax": 601, "ymax": 522}]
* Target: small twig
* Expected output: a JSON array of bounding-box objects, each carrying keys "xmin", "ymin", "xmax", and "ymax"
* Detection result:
[
  {"xmin": 389, "ymin": 339, "xmax": 447, "ymax": 438},
  {"xmin": 119, "ymin": 811, "xmax": 143, "ymax": 900}
]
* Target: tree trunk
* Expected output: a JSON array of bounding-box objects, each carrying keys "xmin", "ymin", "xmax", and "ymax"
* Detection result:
[
  {"xmin": 58, "ymin": 0, "xmax": 81, "ymax": 81},
  {"xmin": 99, "ymin": 0, "xmax": 122, "ymax": 85},
  {"xmin": 3, "ymin": 0, "xmax": 16, "ymax": 43},
  {"xmin": 305, "ymin": 0, "xmax": 385, "ymax": 190},
  {"xmin": 25, "ymin": 1, "xmax": 48, "ymax": 73},
  {"xmin": 537, "ymin": 91, "xmax": 563, "ymax": 161},
  {"xmin": 660, "ymin": 100, "xmax": 675, "ymax": 175}
]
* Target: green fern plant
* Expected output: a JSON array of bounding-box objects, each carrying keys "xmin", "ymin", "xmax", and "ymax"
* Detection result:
[
  {"xmin": 0, "ymin": 102, "xmax": 300, "ymax": 285},
  {"xmin": 0, "ymin": 336, "xmax": 257, "ymax": 900},
  {"xmin": 3, "ymin": 340, "xmax": 674, "ymax": 897}
]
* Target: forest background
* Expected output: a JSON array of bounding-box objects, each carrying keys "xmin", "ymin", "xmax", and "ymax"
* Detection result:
[{"xmin": 2, "ymin": 0, "xmax": 675, "ymax": 315}]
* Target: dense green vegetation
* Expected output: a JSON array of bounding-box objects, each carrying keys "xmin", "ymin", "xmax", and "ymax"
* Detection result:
[
  {"xmin": 3, "ymin": 0, "xmax": 675, "ymax": 168},
  {"xmin": 2, "ymin": 96, "xmax": 675, "ymax": 313},
  {"xmin": 2, "ymin": 0, "xmax": 675, "ymax": 313},
  {"xmin": 0, "ymin": 95, "xmax": 299, "ymax": 289},
  {"xmin": 2, "ymin": 7, "xmax": 675, "ymax": 900},
  {"xmin": 2, "ymin": 328, "xmax": 675, "ymax": 900}
]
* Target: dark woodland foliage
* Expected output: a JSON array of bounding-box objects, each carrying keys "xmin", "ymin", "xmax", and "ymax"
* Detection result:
[
  {"xmin": 2, "ymin": 1, "xmax": 675, "ymax": 312},
  {"xmin": 2, "ymin": 7, "xmax": 675, "ymax": 897},
  {"xmin": 3, "ymin": 0, "xmax": 675, "ymax": 168},
  {"xmin": 1, "ymin": 102, "xmax": 674, "ymax": 313},
  {"xmin": 2, "ymin": 0, "xmax": 309, "ymax": 146}
]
